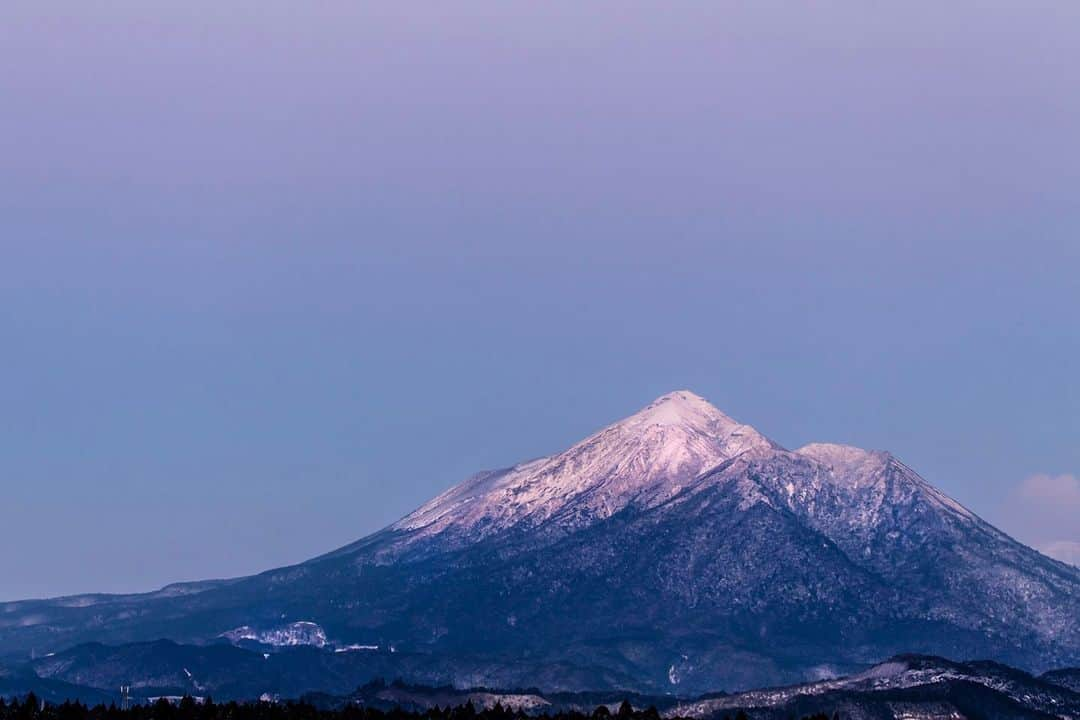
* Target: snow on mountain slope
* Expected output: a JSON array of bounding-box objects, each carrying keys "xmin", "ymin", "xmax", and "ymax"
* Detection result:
[
  {"xmin": 795, "ymin": 443, "xmax": 979, "ymax": 525},
  {"xmin": 391, "ymin": 391, "xmax": 775, "ymax": 547},
  {"xmin": 679, "ymin": 440, "xmax": 1079, "ymax": 649},
  {"xmin": 221, "ymin": 621, "xmax": 327, "ymax": 648}
]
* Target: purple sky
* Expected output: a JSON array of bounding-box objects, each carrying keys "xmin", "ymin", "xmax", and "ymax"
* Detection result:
[{"xmin": 2, "ymin": 1, "xmax": 1078, "ymax": 599}]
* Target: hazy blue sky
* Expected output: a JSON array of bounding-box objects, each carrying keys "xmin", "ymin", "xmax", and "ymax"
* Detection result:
[{"xmin": 2, "ymin": 1, "xmax": 1078, "ymax": 600}]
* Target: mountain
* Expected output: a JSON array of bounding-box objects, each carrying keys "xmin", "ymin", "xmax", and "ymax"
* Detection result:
[{"xmin": 2, "ymin": 391, "xmax": 1078, "ymax": 694}]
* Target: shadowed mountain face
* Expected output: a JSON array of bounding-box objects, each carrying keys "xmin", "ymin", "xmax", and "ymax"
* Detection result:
[{"xmin": 3, "ymin": 391, "xmax": 1079, "ymax": 693}]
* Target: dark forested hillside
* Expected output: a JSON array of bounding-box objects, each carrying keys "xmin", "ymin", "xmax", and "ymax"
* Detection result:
[{"xmin": 0, "ymin": 696, "xmax": 691, "ymax": 720}]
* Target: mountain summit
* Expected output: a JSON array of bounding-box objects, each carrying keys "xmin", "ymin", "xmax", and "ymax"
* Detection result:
[
  {"xmin": 391, "ymin": 391, "xmax": 773, "ymax": 549},
  {"xmin": 3, "ymin": 390, "xmax": 1079, "ymax": 693}
]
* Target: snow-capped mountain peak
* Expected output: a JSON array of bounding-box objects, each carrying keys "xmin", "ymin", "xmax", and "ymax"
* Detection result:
[
  {"xmin": 623, "ymin": 390, "xmax": 737, "ymax": 431},
  {"xmin": 391, "ymin": 390, "xmax": 774, "ymax": 546}
]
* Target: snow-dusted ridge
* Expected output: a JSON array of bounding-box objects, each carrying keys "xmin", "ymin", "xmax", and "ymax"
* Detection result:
[
  {"xmin": 672, "ymin": 655, "xmax": 1080, "ymax": 719},
  {"xmin": 793, "ymin": 442, "xmax": 980, "ymax": 524}
]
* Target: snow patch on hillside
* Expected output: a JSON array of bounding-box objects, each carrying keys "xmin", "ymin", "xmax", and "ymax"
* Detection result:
[{"xmin": 222, "ymin": 621, "xmax": 327, "ymax": 648}]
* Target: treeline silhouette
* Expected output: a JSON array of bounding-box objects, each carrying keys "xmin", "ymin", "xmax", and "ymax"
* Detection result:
[{"xmin": 0, "ymin": 695, "xmax": 835, "ymax": 720}]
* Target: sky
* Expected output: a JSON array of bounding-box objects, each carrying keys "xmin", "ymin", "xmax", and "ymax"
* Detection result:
[{"xmin": 1, "ymin": 1, "xmax": 1078, "ymax": 600}]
